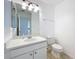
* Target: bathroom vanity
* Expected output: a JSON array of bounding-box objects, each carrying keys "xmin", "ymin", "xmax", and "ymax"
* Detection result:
[
  {"xmin": 6, "ymin": 37, "xmax": 47, "ymax": 59},
  {"xmin": 5, "ymin": 1, "xmax": 47, "ymax": 59}
]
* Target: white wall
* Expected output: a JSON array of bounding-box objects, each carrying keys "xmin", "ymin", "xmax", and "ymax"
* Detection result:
[
  {"xmin": 54, "ymin": 0, "xmax": 75, "ymax": 58},
  {"xmin": 31, "ymin": 12, "xmax": 40, "ymax": 36},
  {"xmin": 4, "ymin": 0, "xmax": 11, "ymax": 43},
  {"xmin": 40, "ymin": 3, "xmax": 55, "ymax": 37}
]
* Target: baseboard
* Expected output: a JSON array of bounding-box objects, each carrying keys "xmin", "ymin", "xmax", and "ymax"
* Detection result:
[{"xmin": 61, "ymin": 52, "xmax": 74, "ymax": 59}]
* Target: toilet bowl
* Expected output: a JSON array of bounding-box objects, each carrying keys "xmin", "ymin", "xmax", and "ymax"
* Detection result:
[
  {"xmin": 47, "ymin": 37, "xmax": 63, "ymax": 59},
  {"xmin": 52, "ymin": 43, "xmax": 63, "ymax": 53}
]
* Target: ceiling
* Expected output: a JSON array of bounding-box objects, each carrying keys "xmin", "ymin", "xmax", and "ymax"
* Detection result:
[
  {"xmin": 12, "ymin": 0, "xmax": 63, "ymax": 6},
  {"xmin": 40, "ymin": 0, "xmax": 63, "ymax": 5}
]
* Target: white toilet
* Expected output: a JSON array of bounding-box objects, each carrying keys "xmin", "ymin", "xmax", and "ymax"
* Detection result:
[{"xmin": 47, "ymin": 37, "xmax": 63, "ymax": 59}]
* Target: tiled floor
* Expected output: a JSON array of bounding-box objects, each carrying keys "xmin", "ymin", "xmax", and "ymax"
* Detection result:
[
  {"xmin": 47, "ymin": 49, "xmax": 73, "ymax": 59},
  {"xmin": 47, "ymin": 51, "xmax": 56, "ymax": 59}
]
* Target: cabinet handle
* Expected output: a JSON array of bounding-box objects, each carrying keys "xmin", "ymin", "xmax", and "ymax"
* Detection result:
[
  {"xmin": 30, "ymin": 54, "xmax": 32, "ymax": 56},
  {"xmin": 35, "ymin": 52, "xmax": 37, "ymax": 54}
]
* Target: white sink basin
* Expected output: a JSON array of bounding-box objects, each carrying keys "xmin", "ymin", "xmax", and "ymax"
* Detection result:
[{"xmin": 6, "ymin": 36, "xmax": 47, "ymax": 50}]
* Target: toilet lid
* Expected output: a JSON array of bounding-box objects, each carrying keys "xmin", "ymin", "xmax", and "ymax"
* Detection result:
[{"xmin": 52, "ymin": 44, "xmax": 63, "ymax": 49}]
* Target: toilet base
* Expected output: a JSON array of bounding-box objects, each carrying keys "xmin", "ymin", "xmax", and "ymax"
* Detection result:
[{"xmin": 52, "ymin": 51, "xmax": 61, "ymax": 59}]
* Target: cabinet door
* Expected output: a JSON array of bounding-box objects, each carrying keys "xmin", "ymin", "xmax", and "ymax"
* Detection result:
[
  {"xmin": 12, "ymin": 52, "xmax": 33, "ymax": 59},
  {"xmin": 34, "ymin": 47, "xmax": 47, "ymax": 59}
]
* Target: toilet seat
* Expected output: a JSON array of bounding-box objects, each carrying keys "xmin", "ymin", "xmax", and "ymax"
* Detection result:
[{"xmin": 52, "ymin": 44, "xmax": 63, "ymax": 52}]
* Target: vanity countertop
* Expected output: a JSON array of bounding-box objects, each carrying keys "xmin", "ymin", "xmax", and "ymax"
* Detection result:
[{"xmin": 6, "ymin": 36, "xmax": 47, "ymax": 50}]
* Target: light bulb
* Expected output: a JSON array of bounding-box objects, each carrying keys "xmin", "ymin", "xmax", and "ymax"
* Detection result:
[
  {"xmin": 22, "ymin": 1, "xmax": 28, "ymax": 10},
  {"xmin": 22, "ymin": 5, "xmax": 26, "ymax": 10},
  {"xmin": 28, "ymin": 4, "xmax": 34, "ymax": 11},
  {"xmin": 22, "ymin": 1, "xmax": 28, "ymax": 7},
  {"xmin": 22, "ymin": 2, "xmax": 26, "ymax": 6},
  {"xmin": 34, "ymin": 6, "xmax": 39, "ymax": 12}
]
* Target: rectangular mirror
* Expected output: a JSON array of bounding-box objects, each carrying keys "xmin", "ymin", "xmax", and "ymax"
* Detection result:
[
  {"xmin": 11, "ymin": 3, "xmax": 31, "ymax": 37},
  {"xmin": 11, "ymin": 2, "xmax": 40, "ymax": 38}
]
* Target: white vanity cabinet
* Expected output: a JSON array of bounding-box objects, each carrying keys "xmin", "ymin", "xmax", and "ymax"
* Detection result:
[
  {"xmin": 34, "ymin": 47, "xmax": 47, "ymax": 59},
  {"xmin": 13, "ymin": 51, "xmax": 33, "ymax": 59},
  {"xmin": 8, "ymin": 42, "xmax": 47, "ymax": 59},
  {"xmin": 12, "ymin": 47, "xmax": 47, "ymax": 59}
]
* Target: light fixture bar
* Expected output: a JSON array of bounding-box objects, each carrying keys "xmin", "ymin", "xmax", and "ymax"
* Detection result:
[
  {"xmin": 22, "ymin": 0, "xmax": 40, "ymax": 12},
  {"xmin": 23, "ymin": 0, "xmax": 39, "ymax": 7}
]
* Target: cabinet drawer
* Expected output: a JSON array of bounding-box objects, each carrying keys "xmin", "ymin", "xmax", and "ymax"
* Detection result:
[
  {"xmin": 10, "ymin": 42, "xmax": 47, "ymax": 58},
  {"xmin": 12, "ymin": 51, "xmax": 33, "ymax": 59}
]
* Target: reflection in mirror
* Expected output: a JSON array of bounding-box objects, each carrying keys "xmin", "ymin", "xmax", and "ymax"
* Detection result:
[
  {"xmin": 11, "ymin": 2, "xmax": 31, "ymax": 37},
  {"xmin": 11, "ymin": 1, "xmax": 40, "ymax": 38}
]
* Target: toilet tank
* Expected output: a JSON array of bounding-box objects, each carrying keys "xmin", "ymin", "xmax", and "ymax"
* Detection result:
[{"xmin": 47, "ymin": 37, "xmax": 56, "ymax": 45}]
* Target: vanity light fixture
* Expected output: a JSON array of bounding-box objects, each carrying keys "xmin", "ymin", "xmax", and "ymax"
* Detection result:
[
  {"xmin": 28, "ymin": 3, "xmax": 34, "ymax": 11},
  {"xmin": 22, "ymin": 0, "xmax": 40, "ymax": 12},
  {"xmin": 22, "ymin": 4, "xmax": 26, "ymax": 10},
  {"xmin": 33, "ymin": 5, "xmax": 40, "ymax": 12},
  {"xmin": 22, "ymin": 0, "xmax": 28, "ymax": 10}
]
